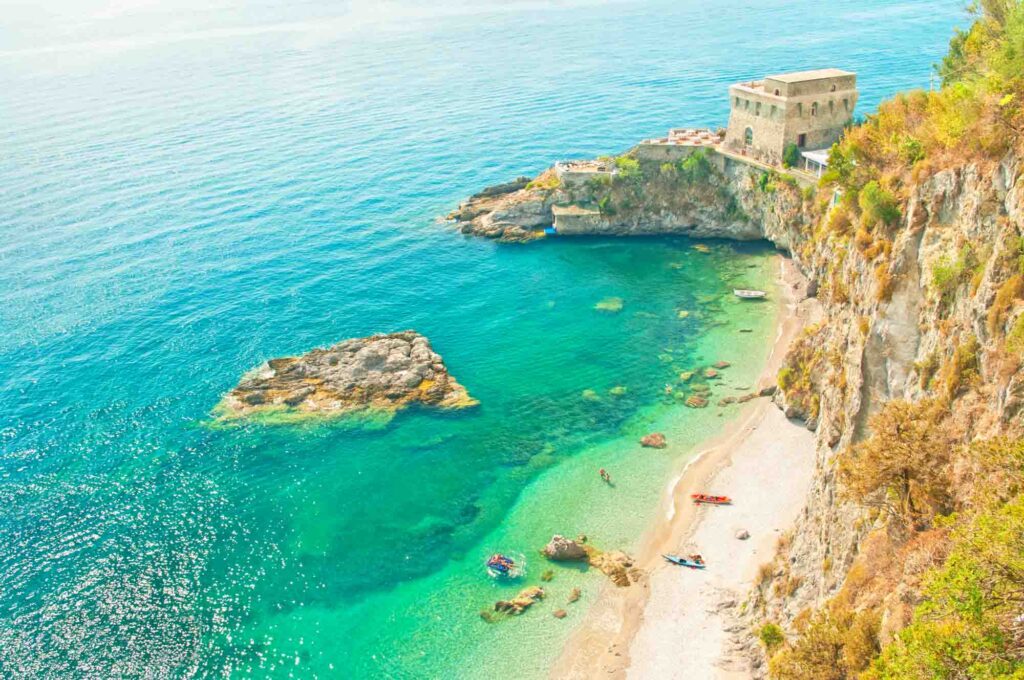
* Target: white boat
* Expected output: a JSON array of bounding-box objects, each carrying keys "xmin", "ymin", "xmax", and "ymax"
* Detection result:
[{"xmin": 733, "ymin": 289, "xmax": 767, "ymax": 299}]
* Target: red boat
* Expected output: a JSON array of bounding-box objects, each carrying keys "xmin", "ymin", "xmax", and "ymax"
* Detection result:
[{"xmin": 691, "ymin": 494, "xmax": 731, "ymax": 505}]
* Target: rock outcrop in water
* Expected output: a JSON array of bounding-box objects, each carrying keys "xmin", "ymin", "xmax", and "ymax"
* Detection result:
[
  {"xmin": 494, "ymin": 586, "xmax": 545, "ymax": 615},
  {"xmin": 216, "ymin": 331, "xmax": 477, "ymax": 420},
  {"xmin": 540, "ymin": 535, "xmax": 641, "ymax": 588},
  {"xmin": 542, "ymin": 535, "xmax": 589, "ymax": 561}
]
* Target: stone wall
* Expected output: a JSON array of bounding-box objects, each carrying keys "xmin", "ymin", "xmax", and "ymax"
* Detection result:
[
  {"xmin": 551, "ymin": 205, "xmax": 605, "ymax": 234},
  {"xmin": 634, "ymin": 142, "xmax": 701, "ymax": 163}
]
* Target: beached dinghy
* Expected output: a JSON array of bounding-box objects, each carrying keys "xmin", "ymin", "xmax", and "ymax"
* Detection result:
[
  {"xmin": 733, "ymin": 289, "xmax": 767, "ymax": 299},
  {"xmin": 691, "ymin": 494, "xmax": 732, "ymax": 505},
  {"xmin": 663, "ymin": 554, "xmax": 706, "ymax": 569}
]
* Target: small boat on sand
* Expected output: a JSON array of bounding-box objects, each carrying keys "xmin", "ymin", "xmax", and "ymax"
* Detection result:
[
  {"xmin": 733, "ymin": 289, "xmax": 766, "ymax": 299},
  {"xmin": 663, "ymin": 553, "xmax": 706, "ymax": 569},
  {"xmin": 486, "ymin": 553, "xmax": 525, "ymax": 579},
  {"xmin": 691, "ymin": 494, "xmax": 732, "ymax": 505}
]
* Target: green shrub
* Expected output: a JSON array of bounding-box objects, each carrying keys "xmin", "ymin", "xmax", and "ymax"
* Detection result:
[
  {"xmin": 677, "ymin": 150, "xmax": 713, "ymax": 182},
  {"xmin": 759, "ymin": 623, "xmax": 786, "ymax": 652},
  {"xmin": 858, "ymin": 181, "xmax": 901, "ymax": 226},
  {"xmin": 614, "ymin": 156, "xmax": 642, "ymax": 180},
  {"xmin": 757, "ymin": 171, "xmax": 777, "ymax": 193},
  {"xmin": 931, "ymin": 244, "xmax": 980, "ymax": 306},
  {"xmin": 1007, "ymin": 314, "xmax": 1024, "ymax": 355},
  {"xmin": 782, "ymin": 142, "xmax": 801, "ymax": 168},
  {"xmin": 597, "ymin": 195, "xmax": 615, "ymax": 216}
]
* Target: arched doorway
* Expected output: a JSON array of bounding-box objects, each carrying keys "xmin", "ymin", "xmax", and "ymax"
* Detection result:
[{"xmin": 744, "ymin": 127, "xmax": 753, "ymax": 146}]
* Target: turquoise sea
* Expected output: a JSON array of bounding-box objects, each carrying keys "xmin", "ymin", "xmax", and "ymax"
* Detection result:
[{"xmin": 0, "ymin": 1, "xmax": 963, "ymax": 677}]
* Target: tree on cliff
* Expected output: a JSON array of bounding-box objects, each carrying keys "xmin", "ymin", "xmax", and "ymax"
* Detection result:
[{"xmin": 839, "ymin": 400, "xmax": 952, "ymax": 526}]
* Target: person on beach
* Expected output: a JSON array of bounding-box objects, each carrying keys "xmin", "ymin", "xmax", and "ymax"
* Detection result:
[{"xmin": 599, "ymin": 468, "xmax": 612, "ymax": 484}]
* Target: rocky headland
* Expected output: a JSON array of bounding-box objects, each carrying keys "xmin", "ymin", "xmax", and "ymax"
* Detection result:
[
  {"xmin": 216, "ymin": 331, "xmax": 477, "ymax": 421},
  {"xmin": 447, "ymin": 150, "xmax": 802, "ymax": 247}
]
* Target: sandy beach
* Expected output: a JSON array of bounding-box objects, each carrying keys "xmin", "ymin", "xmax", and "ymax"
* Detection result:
[{"xmin": 551, "ymin": 256, "xmax": 817, "ymax": 679}]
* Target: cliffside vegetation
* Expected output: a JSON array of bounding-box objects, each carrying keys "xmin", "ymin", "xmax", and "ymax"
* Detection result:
[
  {"xmin": 762, "ymin": 1, "xmax": 1024, "ymax": 676},
  {"xmin": 564, "ymin": 149, "xmax": 746, "ymax": 224}
]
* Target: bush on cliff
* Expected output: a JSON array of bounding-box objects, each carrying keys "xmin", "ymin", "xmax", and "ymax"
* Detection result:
[
  {"xmin": 768, "ymin": 605, "xmax": 880, "ymax": 680},
  {"xmin": 839, "ymin": 399, "xmax": 952, "ymax": 525},
  {"xmin": 866, "ymin": 494, "xmax": 1024, "ymax": 679},
  {"xmin": 857, "ymin": 181, "xmax": 901, "ymax": 228},
  {"xmin": 613, "ymin": 156, "xmax": 642, "ymax": 181},
  {"xmin": 782, "ymin": 142, "xmax": 801, "ymax": 169}
]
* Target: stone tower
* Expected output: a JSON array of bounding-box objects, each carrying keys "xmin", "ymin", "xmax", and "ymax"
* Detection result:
[{"xmin": 724, "ymin": 69, "xmax": 858, "ymax": 164}]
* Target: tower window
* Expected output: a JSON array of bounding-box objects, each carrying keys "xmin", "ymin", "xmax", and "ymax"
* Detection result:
[
  {"xmin": 811, "ymin": 102, "xmax": 818, "ymax": 116},
  {"xmin": 830, "ymin": 83, "xmax": 837, "ymax": 92},
  {"xmin": 843, "ymin": 98, "xmax": 849, "ymax": 110},
  {"xmin": 744, "ymin": 127, "xmax": 754, "ymax": 146},
  {"xmin": 797, "ymin": 103, "xmax": 803, "ymax": 117},
  {"xmin": 755, "ymin": 102, "xmax": 761, "ymax": 116},
  {"xmin": 774, "ymin": 88, "xmax": 780, "ymax": 96}
]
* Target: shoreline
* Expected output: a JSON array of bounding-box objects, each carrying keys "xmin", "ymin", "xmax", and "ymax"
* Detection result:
[{"xmin": 550, "ymin": 255, "xmax": 815, "ymax": 678}]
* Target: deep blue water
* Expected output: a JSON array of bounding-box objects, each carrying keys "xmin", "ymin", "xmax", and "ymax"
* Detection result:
[{"xmin": 0, "ymin": 1, "xmax": 965, "ymax": 676}]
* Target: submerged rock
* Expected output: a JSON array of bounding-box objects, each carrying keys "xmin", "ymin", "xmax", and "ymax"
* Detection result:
[
  {"xmin": 553, "ymin": 609, "xmax": 568, "ymax": 619},
  {"xmin": 595, "ymin": 297, "xmax": 624, "ymax": 313},
  {"xmin": 640, "ymin": 433, "xmax": 667, "ymax": 449},
  {"xmin": 494, "ymin": 586, "xmax": 545, "ymax": 615},
  {"xmin": 567, "ymin": 587, "xmax": 581, "ymax": 603},
  {"xmin": 216, "ymin": 331, "xmax": 477, "ymax": 421},
  {"xmin": 686, "ymin": 395, "xmax": 710, "ymax": 408},
  {"xmin": 542, "ymin": 535, "xmax": 588, "ymax": 561},
  {"xmin": 714, "ymin": 360, "xmax": 731, "ymax": 369}
]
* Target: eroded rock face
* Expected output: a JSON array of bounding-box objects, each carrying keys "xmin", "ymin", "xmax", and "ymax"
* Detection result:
[
  {"xmin": 542, "ymin": 535, "xmax": 588, "ymax": 561},
  {"xmin": 217, "ymin": 331, "xmax": 477, "ymax": 420}
]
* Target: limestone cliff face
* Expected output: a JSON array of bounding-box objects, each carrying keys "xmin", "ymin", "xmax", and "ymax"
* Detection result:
[{"xmin": 756, "ymin": 152, "xmax": 1024, "ymax": 630}]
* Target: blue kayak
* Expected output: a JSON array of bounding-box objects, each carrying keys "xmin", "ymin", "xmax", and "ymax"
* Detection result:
[{"xmin": 663, "ymin": 554, "xmax": 706, "ymax": 569}]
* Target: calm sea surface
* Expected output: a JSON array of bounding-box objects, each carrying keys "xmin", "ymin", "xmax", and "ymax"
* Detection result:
[{"xmin": 0, "ymin": 1, "xmax": 963, "ymax": 676}]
